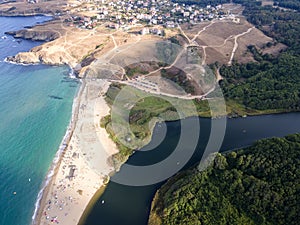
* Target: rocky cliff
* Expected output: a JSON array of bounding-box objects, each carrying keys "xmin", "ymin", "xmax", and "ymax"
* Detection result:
[
  {"xmin": 5, "ymin": 29, "xmax": 59, "ymax": 42},
  {"xmin": 5, "ymin": 30, "xmax": 59, "ymax": 41},
  {"xmin": 6, "ymin": 48, "xmax": 77, "ymax": 67}
]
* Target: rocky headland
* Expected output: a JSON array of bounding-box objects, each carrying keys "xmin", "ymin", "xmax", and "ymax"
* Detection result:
[{"xmin": 5, "ymin": 29, "xmax": 59, "ymax": 41}]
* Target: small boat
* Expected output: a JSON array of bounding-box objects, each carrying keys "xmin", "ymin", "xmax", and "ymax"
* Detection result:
[
  {"xmin": 1, "ymin": 36, "xmax": 7, "ymax": 39},
  {"xmin": 101, "ymin": 200, "xmax": 105, "ymax": 204}
]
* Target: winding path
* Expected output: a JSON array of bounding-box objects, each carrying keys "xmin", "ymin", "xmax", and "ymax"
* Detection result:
[
  {"xmin": 102, "ymin": 15, "xmax": 255, "ymax": 100},
  {"xmin": 228, "ymin": 26, "xmax": 254, "ymax": 65}
]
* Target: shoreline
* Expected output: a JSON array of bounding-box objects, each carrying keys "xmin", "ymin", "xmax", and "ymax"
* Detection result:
[
  {"xmin": 33, "ymin": 76, "xmax": 118, "ymax": 225},
  {"xmin": 32, "ymin": 73, "xmax": 85, "ymax": 225}
]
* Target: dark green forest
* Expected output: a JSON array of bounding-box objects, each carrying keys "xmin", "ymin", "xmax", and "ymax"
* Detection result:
[
  {"xmin": 220, "ymin": 52, "xmax": 300, "ymax": 111},
  {"xmin": 275, "ymin": 0, "xmax": 300, "ymax": 11},
  {"xmin": 149, "ymin": 134, "xmax": 300, "ymax": 225}
]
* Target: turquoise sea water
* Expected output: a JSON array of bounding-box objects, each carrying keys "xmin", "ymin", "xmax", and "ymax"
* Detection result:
[{"xmin": 0, "ymin": 17, "xmax": 79, "ymax": 225}]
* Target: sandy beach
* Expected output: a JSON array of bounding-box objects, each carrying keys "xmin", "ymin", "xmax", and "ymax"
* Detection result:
[{"xmin": 34, "ymin": 78, "xmax": 118, "ymax": 225}]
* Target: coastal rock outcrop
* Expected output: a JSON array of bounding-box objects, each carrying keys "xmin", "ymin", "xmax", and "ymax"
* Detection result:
[
  {"xmin": 5, "ymin": 29, "xmax": 59, "ymax": 42},
  {"xmin": 6, "ymin": 52, "xmax": 40, "ymax": 65},
  {"xmin": 6, "ymin": 49, "xmax": 77, "ymax": 67}
]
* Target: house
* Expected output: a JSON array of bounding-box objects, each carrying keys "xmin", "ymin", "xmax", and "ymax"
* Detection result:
[
  {"xmin": 108, "ymin": 23, "xmax": 120, "ymax": 29},
  {"xmin": 165, "ymin": 21, "xmax": 175, "ymax": 28},
  {"xmin": 183, "ymin": 11, "xmax": 190, "ymax": 17},
  {"xmin": 140, "ymin": 27, "xmax": 150, "ymax": 35}
]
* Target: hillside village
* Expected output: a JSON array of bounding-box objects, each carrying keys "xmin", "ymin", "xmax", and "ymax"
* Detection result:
[{"xmin": 63, "ymin": 0, "xmax": 228, "ymax": 31}]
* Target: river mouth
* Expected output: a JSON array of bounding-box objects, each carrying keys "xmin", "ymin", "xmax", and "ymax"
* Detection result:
[{"xmin": 83, "ymin": 112, "xmax": 300, "ymax": 225}]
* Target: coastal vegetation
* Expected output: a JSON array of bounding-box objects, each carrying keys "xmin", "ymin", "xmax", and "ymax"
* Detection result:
[
  {"xmin": 103, "ymin": 84, "xmax": 187, "ymax": 161},
  {"xmin": 149, "ymin": 133, "xmax": 300, "ymax": 225},
  {"xmin": 100, "ymin": 83, "xmax": 227, "ymax": 164},
  {"xmin": 101, "ymin": 83, "xmax": 181, "ymax": 163},
  {"xmin": 220, "ymin": 52, "xmax": 300, "ymax": 114}
]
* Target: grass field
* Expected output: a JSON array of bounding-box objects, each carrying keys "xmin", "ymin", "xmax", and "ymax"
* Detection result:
[{"xmin": 101, "ymin": 83, "xmax": 220, "ymax": 163}]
